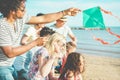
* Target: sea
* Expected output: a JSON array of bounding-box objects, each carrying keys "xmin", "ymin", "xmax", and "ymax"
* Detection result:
[
  {"xmin": 23, "ymin": 26, "xmax": 120, "ymax": 58},
  {"xmin": 69, "ymin": 27, "xmax": 120, "ymax": 58}
]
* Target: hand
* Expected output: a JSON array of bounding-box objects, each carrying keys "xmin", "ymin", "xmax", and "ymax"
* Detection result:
[
  {"xmin": 53, "ymin": 42, "xmax": 60, "ymax": 54},
  {"xmin": 35, "ymin": 37, "xmax": 48, "ymax": 46},
  {"xmin": 52, "ymin": 42, "xmax": 63, "ymax": 59},
  {"xmin": 64, "ymin": 7, "xmax": 81, "ymax": 16}
]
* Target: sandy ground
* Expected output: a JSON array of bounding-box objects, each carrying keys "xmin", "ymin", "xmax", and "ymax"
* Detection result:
[{"xmin": 82, "ymin": 54, "xmax": 120, "ymax": 80}]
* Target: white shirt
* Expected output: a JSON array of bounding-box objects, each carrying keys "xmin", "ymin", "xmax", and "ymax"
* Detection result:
[
  {"xmin": 25, "ymin": 26, "xmax": 38, "ymax": 43},
  {"xmin": 50, "ymin": 24, "xmax": 74, "ymax": 38}
]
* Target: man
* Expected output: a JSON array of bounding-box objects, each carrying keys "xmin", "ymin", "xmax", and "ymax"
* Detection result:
[
  {"xmin": 50, "ymin": 17, "xmax": 77, "ymax": 44},
  {"xmin": 0, "ymin": 0, "xmax": 79, "ymax": 79}
]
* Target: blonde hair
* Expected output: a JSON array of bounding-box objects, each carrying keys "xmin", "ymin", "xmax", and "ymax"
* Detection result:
[{"xmin": 44, "ymin": 32, "xmax": 66, "ymax": 55}]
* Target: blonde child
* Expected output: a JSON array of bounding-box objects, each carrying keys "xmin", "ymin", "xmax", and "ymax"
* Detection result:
[{"xmin": 28, "ymin": 33, "xmax": 66, "ymax": 80}]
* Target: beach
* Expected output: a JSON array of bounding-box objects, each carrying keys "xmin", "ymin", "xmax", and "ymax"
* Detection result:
[{"xmin": 82, "ymin": 54, "xmax": 120, "ymax": 80}]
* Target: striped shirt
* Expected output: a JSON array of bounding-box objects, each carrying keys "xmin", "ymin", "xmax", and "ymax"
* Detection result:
[{"xmin": 0, "ymin": 14, "xmax": 31, "ymax": 66}]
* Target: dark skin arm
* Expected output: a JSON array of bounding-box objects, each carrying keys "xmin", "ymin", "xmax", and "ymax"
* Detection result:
[{"xmin": 0, "ymin": 37, "xmax": 46, "ymax": 58}]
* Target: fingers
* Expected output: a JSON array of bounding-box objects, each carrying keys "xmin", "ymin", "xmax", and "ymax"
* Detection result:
[
  {"xmin": 65, "ymin": 7, "xmax": 81, "ymax": 16},
  {"xmin": 36, "ymin": 37, "xmax": 48, "ymax": 46},
  {"xmin": 53, "ymin": 42, "xmax": 60, "ymax": 53}
]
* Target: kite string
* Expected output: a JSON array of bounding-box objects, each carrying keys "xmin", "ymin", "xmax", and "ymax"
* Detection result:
[{"xmin": 100, "ymin": 7, "xmax": 120, "ymax": 22}]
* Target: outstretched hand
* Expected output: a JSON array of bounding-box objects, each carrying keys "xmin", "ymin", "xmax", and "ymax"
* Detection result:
[{"xmin": 64, "ymin": 7, "xmax": 81, "ymax": 16}]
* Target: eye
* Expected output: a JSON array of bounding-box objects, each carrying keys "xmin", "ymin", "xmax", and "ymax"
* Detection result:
[{"xmin": 18, "ymin": 6, "xmax": 26, "ymax": 12}]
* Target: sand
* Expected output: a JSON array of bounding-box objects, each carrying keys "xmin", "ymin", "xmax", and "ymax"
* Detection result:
[{"xmin": 82, "ymin": 54, "xmax": 120, "ymax": 80}]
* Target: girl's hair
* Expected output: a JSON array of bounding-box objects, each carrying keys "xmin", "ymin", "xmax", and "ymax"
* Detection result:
[
  {"xmin": 59, "ymin": 52, "xmax": 85, "ymax": 79},
  {"xmin": 44, "ymin": 32, "xmax": 66, "ymax": 55},
  {"xmin": 0, "ymin": 0, "xmax": 26, "ymax": 17}
]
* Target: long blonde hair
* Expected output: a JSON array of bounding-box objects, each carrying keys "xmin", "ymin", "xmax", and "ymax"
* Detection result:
[{"xmin": 44, "ymin": 32, "xmax": 66, "ymax": 55}]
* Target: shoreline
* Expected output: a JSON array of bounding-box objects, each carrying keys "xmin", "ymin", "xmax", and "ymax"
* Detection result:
[
  {"xmin": 82, "ymin": 54, "xmax": 120, "ymax": 80},
  {"xmin": 76, "ymin": 48, "xmax": 120, "ymax": 58}
]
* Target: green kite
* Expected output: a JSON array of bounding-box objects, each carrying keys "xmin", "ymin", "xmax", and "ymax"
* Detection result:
[{"xmin": 83, "ymin": 6, "xmax": 106, "ymax": 29}]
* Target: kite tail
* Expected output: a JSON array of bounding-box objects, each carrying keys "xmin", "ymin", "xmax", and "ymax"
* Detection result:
[
  {"xmin": 90, "ymin": 32, "xmax": 109, "ymax": 45},
  {"xmin": 113, "ymin": 40, "xmax": 120, "ymax": 44},
  {"xmin": 101, "ymin": 7, "xmax": 120, "ymax": 22},
  {"xmin": 93, "ymin": 36, "xmax": 109, "ymax": 45},
  {"xmin": 100, "ymin": 7, "xmax": 112, "ymax": 15},
  {"xmin": 111, "ymin": 14, "xmax": 120, "ymax": 22},
  {"xmin": 106, "ymin": 28, "xmax": 120, "ymax": 38}
]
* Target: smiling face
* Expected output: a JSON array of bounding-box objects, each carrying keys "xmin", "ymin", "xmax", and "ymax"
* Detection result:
[
  {"xmin": 56, "ymin": 19, "xmax": 67, "ymax": 28},
  {"xmin": 14, "ymin": 1, "xmax": 26, "ymax": 19}
]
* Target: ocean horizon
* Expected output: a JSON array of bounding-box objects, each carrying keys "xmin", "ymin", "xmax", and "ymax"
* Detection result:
[
  {"xmin": 69, "ymin": 27, "xmax": 120, "ymax": 58},
  {"xmin": 23, "ymin": 25, "xmax": 120, "ymax": 58}
]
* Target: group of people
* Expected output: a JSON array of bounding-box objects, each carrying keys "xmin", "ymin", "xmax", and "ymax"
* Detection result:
[{"xmin": 0, "ymin": 0, "xmax": 85, "ymax": 80}]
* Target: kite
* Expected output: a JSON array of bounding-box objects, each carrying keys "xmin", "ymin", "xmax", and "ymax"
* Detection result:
[
  {"xmin": 83, "ymin": 6, "xmax": 105, "ymax": 29},
  {"xmin": 82, "ymin": 6, "xmax": 120, "ymax": 45}
]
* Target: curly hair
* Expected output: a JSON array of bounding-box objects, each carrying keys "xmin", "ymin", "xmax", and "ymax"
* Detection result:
[{"xmin": 0, "ymin": 0, "xmax": 26, "ymax": 17}]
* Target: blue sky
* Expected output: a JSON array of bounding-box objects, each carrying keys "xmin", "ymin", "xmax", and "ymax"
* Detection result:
[{"xmin": 26, "ymin": 0, "xmax": 120, "ymax": 27}]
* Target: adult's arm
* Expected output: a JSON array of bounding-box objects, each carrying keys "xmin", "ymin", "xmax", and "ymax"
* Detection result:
[
  {"xmin": 0, "ymin": 37, "xmax": 46, "ymax": 58},
  {"xmin": 27, "ymin": 8, "xmax": 80, "ymax": 24}
]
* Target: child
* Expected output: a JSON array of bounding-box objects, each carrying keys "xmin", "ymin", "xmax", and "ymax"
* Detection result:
[
  {"xmin": 62, "ymin": 42, "xmax": 77, "ymax": 68},
  {"xmin": 57, "ymin": 41, "xmax": 76, "ymax": 73},
  {"xmin": 13, "ymin": 27, "xmax": 55, "ymax": 80},
  {"xmin": 28, "ymin": 33, "xmax": 66, "ymax": 80},
  {"xmin": 59, "ymin": 52, "xmax": 85, "ymax": 80}
]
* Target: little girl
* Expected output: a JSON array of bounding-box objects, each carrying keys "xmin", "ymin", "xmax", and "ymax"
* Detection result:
[
  {"xmin": 28, "ymin": 33, "xmax": 66, "ymax": 80},
  {"xmin": 59, "ymin": 52, "xmax": 85, "ymax": 80}
]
